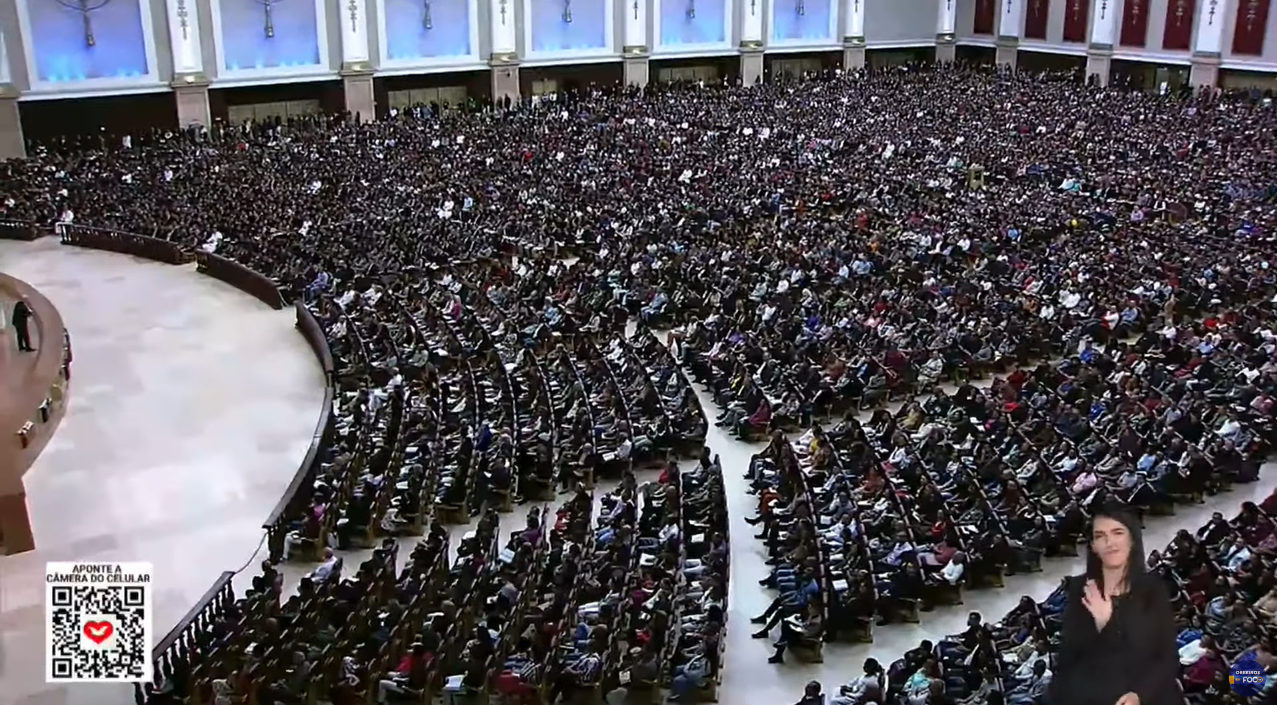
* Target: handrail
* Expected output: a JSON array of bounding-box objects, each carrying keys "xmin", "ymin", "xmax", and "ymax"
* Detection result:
[
  {"xmin": 136, "ymin": 571, "xmax": 235, "ymax": 702},
  {"xmin": 3, "ymin": 224, "xmax": 336, "ymax": 698},
  {"xmin": 263, "ymin": 386, "xmax": 335, "ymax": 562},
  {"xmin": 294, "ymin": 301, "xmax": 335, "ymax": 383},
  {"xmin": 262, "ymin": 302, "xmax": 337, "ymax": 562},
  {"xmin": 195, "ymin": 251, "xmax": 285, "ymax": 310},
  {"xmin": 0, "ymin": 219, "xmax": 40, "ymax": 241},
  {"xmin": 59, "ymin": 223, "xmax": 191, "ymax": 265}
]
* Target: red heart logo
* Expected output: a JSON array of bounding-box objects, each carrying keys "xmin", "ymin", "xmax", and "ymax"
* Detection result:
[{"xmin": 84, "ymin": 620, "xmax": 113, "ymax": 644}]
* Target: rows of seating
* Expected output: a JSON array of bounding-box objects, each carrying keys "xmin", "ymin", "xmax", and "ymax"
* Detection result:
[
  {"xmin": 430, "ymin": 508, "xmax": 545, "ymax": 702},
  {"xmin": 662, "ymin": 453, "xmax": 730, "ymax": 702},
  {"xmin": 625, "ymin": 327, "xmax": 710, "ymax": 456},
  {"xmin": 457, "ymin": 274, "xmax": 574, "ymax": 504},
  {"xmin": 568, "ymin": 335, "xmax": 636, "ymax": 483},
  {"xmin": 14, "ymin": 67, "xmax": 1276, "ymax": 705},
  {"xmin": 282, "ymin": 294, "xmax": 408, "ymax": 558},
  {"xmin": 674, "ymin": 217, "xmax": 1276, "ymax": 432},
  {"xmin": 858, "ymin": 491, "xmax": 1277, "ymax": 705},
  {"xmin": 143, "ymin": 535, "xmax": 443, "ymax": 705},
  {"xmin": 431, "ymin": 280, "xmax": 520, "ymax": 520},
  {"xmin": 738, "ymin": 298, "xmax": 1277, "ymax": 651}
]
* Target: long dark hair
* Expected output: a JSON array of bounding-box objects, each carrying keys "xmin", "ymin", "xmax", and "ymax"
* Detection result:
[{"xmin": 1085, "ymin": 503, "xmax": 1147, "ymax": 595}]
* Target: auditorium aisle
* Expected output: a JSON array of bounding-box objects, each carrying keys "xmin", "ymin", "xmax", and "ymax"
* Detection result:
[
  {"xmin": 0, "ymin": 238, "xmax": 328, "ymax": 705},
  {"xmin": 690, "ymin": 362, "xmax": 1277, "ymax": 705}
]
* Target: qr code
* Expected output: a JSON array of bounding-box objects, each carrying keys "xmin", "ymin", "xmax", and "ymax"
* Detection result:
[{"xmin": 45, "ymin": 562, "xmax": 153, "ymax": 683}]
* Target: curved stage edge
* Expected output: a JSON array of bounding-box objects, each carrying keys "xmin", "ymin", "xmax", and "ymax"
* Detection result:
[
  {"xmin": 0, "ymin": 271, "xmax": 70, "ymax": 555},
  {"xmin": 50, "ymin": 224, "xmax": 337, "ymax": 698}
]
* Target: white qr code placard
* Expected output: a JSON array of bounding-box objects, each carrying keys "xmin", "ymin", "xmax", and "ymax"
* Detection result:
[{"xmin": 45, "ymin": 562, "xmax": 153, "ymax": 683}]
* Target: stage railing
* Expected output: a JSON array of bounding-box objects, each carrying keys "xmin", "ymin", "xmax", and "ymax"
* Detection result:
[
  {"xmin": 0, "ymin": 219, "xmax": 40, "ymax": 241},
  {"xmin": 58, "ymin": 224, "xmax": 191, "ymax": 265},
  {"xmin": 135, "ymin": 571, "xmax": 235, "ymax": 703},
  {"xmin": 195, "ymin": 251, "xmax": 285, "ymax": 310},
  {"xmin": 262, "ymin": 302, "xmax": 336, "ymax": 563},
  {"xmin": 47, "ymin": 225, "xmax": 340, "ymax": 695}
]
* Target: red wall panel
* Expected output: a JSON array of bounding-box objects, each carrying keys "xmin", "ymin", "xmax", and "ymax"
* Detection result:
[
  {"xmin": 1063, "ymin": 0, "xmax": 1090, "ymax": 42},
  {"xmin": 974, "ymin": 0, "xmax": 996, "ymax": 34},
  {"xmin": 1120, "ymin": 0, "xmax": 1152, "ymax": 46},
  {"xmin": 1162, "ymin": 0, "xmax": 1197, "ymax": 50},
  {"xmin": 1233, "ymin": 0, "xmax": 1272, "ymax": 55},
  {"xmin": 1025, "ymin": 0, "xmax": 1051, "ymax": 39}
]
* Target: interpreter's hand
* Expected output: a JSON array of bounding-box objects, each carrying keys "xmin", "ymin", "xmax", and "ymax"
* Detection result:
[
  {"xmin": 1114, "ymin": 691, "xmax": 1140, "ymax": 705},
  {"xmin": 1082, "ymin": 579, "xmax": 1113, "ymax": 630}
]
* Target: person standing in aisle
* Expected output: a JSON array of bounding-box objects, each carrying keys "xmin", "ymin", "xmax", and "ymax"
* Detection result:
[{"xmin": 11, "ymin": 299, "xmax": 34, "ymax": 352}]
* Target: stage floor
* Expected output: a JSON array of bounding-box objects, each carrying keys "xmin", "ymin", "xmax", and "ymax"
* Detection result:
[{"xmin": 0, "ymin": 238, "xmax": 327, "ymax": 705}]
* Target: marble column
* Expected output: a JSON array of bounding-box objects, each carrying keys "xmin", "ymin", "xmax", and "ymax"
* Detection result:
[
  {"xmin": 842, "ymin": 0, "xmax": 866, "ymax": 70},
  {"xmin": 165, "ymin": 0, "xmax": 211, "ymax": 128},
  {"xmin": 623, "ymin": 0, "xmax": 649, "ymax": 86},
  {"xmin": 740, "ymin": 0, "xmax": 765, "ymax": 84},
  {"xmin": 0, "ymin": 34, "xmax": 23, "ymax": 159},
  {"xmin": 1085, "ymin": 0, "xmax": 1119, "ymax": 86},
  {"xmin": 489, "ymin": 0, "xmax": 521, "ymax": 103},
  {"xmin": 339, "ymin": 0, "xmax": 376, "ymax": 120},
  {"xmin": 996, "ymin": 0, "xmax": 1024, "ymax": 69},
  {"xmin": 1189, "ymin": 0, "xmax": 1227, "ymax": 89},
  {"xmin": 936, "ymin": 0, "xmax": 957, "ymax": 64}
]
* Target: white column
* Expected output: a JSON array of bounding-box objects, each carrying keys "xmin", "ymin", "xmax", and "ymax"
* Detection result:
[
  {"xmin": 164, "ymin": 0, "xmax": 204, "ymax": 74},
  {"xmin": 340, "ymin": 0, "xmax": 372, "ymax": 64},
  {"xmin": 0, "ymin": 29, "xmax": 10, "ymax": 83},
  {"xmin": 1194, "ymin": 0, "xmax": 1228, "ymax": 53},
  {"xmin": 845, "ymin": 0, "xmax": 864, "ymax": 38},
  {"xmin": 625, "ymin": 0, "xmax": 648, "ymax": 47},
  {"xmin": 491, "ymin": 0, "xmax": 518, "ymax": 54},
  {"xmin": 1000, "ymin": 0, "xmax": 1025, "ymax": 38},
  {"xmin": 1090, "ymin": 0, "xmax": 1119, "ymax": 44},
  {"xmin": 937, "ymin": 0, "xmax": 956, "ymax": 35},
  {"xmin": 0, "ymin": 33, "xmax": 20, "ymax": 158},
  {"xmin": 742, "ymin": 0, "xmax": 764, "ymax": 42}
]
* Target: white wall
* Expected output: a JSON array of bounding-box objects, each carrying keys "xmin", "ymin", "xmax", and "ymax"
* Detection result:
[{"xmin": 865, "ymin": 0, "xmax": 939, "ymax": 45}]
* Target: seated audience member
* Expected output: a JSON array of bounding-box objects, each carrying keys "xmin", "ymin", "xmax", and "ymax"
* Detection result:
[
  {"xmin": 1005, "ymin": 658, "xmax": 1050, "ymax": 705},
  {"xmin": 668, "ymin": 648, "xmax": 712, "ymax": 702},
  {"xmin": 751, "ymin": 567, "xmax": 820, "ymax": 637},
  {"xmin": 901, "ymin": 660, "xmax": 942, "ymax": 705},
  {"xmin": 794, "ymin": 681, "xmax": 826, "ymax": 705},
  {"xmin": 829, "ymin": 658, "xmax": 885, "ymax": 705},
  {"xmin": 377, "ymin": 642, "xmax": 433, "ymax": 703},
  {"xmin": 768, "ymin": 603, "xmax": 824, "ymax": 664}
]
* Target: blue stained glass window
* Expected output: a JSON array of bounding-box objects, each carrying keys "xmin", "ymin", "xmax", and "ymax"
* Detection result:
[
  {"xmin": 384, "ymin": 0, "xmax": 473, "ymax": 61},
  {"xmin": 219, "ymin": 0, "xmax": 321, "ymax": 72},
  {"xmin": 659, "ymin": 0, "xmax": 727, "ymax": 47},
  {"xmin": 771, "ymin": 0, "xmax": 833, "ymax": 42},
  {"xmin": 27, "ymin": 0, "xmax": 150, "ymax": 83},
  {"xmin": 528, "ymin": 0, "xmax": 607, "ymax": 53}
]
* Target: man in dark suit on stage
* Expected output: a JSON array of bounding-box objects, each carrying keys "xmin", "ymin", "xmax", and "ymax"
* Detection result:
[{"xmin": 11, "ymin": 299, "xmax": 34, "ymax": 352}]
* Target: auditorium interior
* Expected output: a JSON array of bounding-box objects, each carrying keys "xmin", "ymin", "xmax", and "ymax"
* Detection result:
[{"xmin": 3, "ymin": 1, "xmax": 1277, "ymax": 705}]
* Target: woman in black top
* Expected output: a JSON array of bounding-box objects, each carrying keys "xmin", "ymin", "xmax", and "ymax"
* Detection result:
[{"xmin": 1049, "ymin": 504, "xmax": 1179, "ymax": 705}]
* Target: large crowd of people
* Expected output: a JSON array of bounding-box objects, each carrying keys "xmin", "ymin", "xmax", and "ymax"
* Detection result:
[
  {"xmin": 741, "ymin": 292, "xmax": 1277, "ymax": 649},
  {"xmin": 4, "ymin": 62, "xmax": 1277, "ymax": 704}
]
